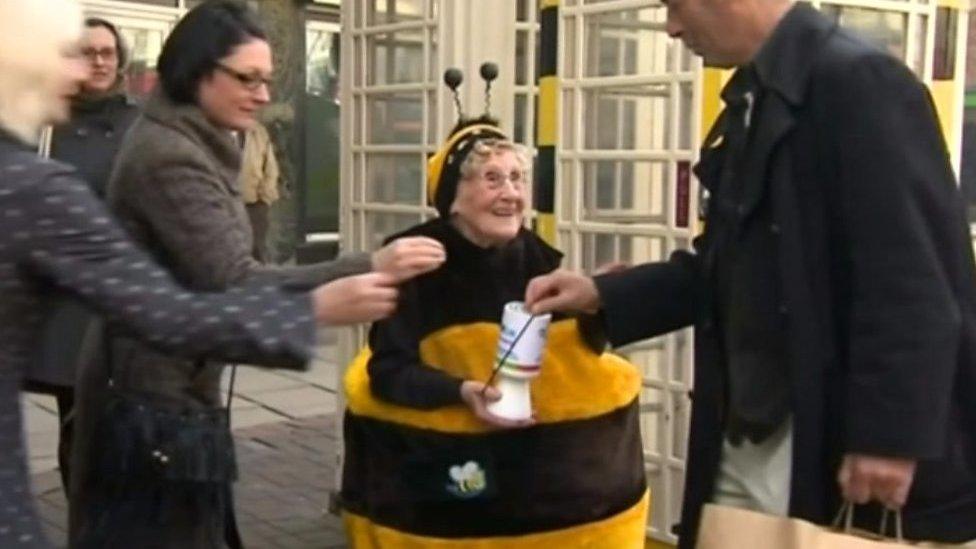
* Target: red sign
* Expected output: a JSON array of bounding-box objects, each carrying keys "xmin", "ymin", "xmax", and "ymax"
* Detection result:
[{"xmin": 676, "ymin": 161, "xmax": 691, "ymax": 228}]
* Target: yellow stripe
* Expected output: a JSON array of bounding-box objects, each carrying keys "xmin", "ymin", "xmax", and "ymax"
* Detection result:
[
  {"xmin": 930, "ymin": 80, "xmax": 958, "ymax": 163},
  {"xmin": 343, "ymin": 490, "xmax": 649, "ymax": 548},
  {"xmin": 540, "ymin": 0, "xmax": 560, "ymax": 9},
  {"xmin": 344, "ymin": 319, "xmax": 642, "ymax": 433},
  {"xmin": 537, "ymin": 76, "xmax": 559, "ymax": 146},
  {"xmin": 700, "ymin": 68, "xmax": 726, "ymax": 141},
  {"xmin": 535, "ymin": 211, "xmax": 556, "ymax": 246}
]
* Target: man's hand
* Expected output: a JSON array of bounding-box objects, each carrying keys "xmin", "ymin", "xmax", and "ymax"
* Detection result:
[
  {"xmin": 372, "ymin": 236, "xmax": 446, "ymax": 282},
  {"xmin": 524, "ymin": 269, "xmax": 601, "ymax": 315},
  {"xmin": 838, "ymin": 453, "xmax": 917, "ymax": 510},
  {"xmin": 312, "ymin": 272, "xmax": 399, "ymax": 325},
  {"xmin": 459, "ymin": 381, "xmax": 536, "ymax": 429}
]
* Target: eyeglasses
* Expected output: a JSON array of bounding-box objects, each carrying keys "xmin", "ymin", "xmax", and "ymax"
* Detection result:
[
  {"xmin": 215, "ymin": 63, "xmax": 273, "ymax": 92},
  {"xmin": 81, "ymin": 47, "xmax": 117, "ymax": 62},
  {"xmin": 477, "ymin": 169, "xmax": 526, "ymax": 191}
]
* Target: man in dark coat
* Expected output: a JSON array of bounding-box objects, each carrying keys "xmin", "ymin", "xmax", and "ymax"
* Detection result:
[
  {"xmin": 526, "ymin": 2, "xmax": 976, "ymax": 548},
  {"xmin": 25, "ymin": 17, "xmax": 138, "ymax": 491}
]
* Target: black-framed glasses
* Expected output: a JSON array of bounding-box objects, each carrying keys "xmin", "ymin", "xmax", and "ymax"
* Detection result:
[
  {"xmin": 81, "ymin": 47, "xmax": 117, "ymax": 61},
  {"xmin": 215, "ymin": 63, "xmax": 272, "ymax": 91}
]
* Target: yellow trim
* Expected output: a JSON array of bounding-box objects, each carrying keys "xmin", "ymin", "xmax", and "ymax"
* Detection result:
[
  {"xmin": 929, "ymin": 80, "xmax": 958, "ymax": 163},
  {"xmin": 936, "ymin": 0, "xmax": 964, "ymax": 8},
  {"xmin": 537, "ymin": 76, "xmax": 559, "ymax": 146},
  {"xmin": 699, "ymin": 68, "xmax": 727, "ymax": 141},
  {"xmin": 343, "ymin": 489, "xmax": 649, "ymax": 548},
  {"xmin": 539, "ymin": 0, "xmax": 560, "ymax": 8},
  {"xmin": 535, "ymin": 212, "xmax": 557, "ymax": 246},
  {"xmin": 344, "ymin": 319, "xmax": 642, "ymax": 433},
  {"xmin": 426, "ymin": 124, "xmax": 507, "ymax": 205}
]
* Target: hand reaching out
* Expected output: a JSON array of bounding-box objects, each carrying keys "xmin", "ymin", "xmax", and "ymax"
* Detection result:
[
  {"xmin": 524, "ymin": 269, "xmax": 602, "ymax": 316},
  {"xmin": 312, "ymin": 272, "xmax": 400, "ymax": 325},
  {"xmin": 372, "ymin": 236, "xmax": 446, "ymax": 282}
]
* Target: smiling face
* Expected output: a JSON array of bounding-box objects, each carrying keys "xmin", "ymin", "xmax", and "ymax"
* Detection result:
[
  {"xmin": 450, "ymin": 143, "xmax": 530, "ymax": 248},
  {"xmin": 80, "ymin": 24, "xmax": 119, "ymax": 95},
  {"xmin": 197, "ymin": 38, "xmax": 272, "ymax": 131}
]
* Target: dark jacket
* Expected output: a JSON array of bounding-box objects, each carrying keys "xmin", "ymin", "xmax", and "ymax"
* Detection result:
[
  {"xmin": 594, "ymin": 5, "xmax": 976, "ymax": 548},
  {"xmin": 69, "ymin": 90, "xmax": 371, "ymax": 549},
  {"xmin": 0, "ymin": 129, "xmax": 313, "ymax": 548},
  {"xmin": 26, "ymin": 93, "xmax": 139, "ymax": 388}
]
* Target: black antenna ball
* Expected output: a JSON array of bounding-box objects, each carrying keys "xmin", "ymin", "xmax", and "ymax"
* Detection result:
[
  {"xmin": 479, "ymin": 62, "xmax": 498, "ymax": 82},
  {"xmin": 444, "ymin": 68, "xmax": 464, "ymax": 90}
]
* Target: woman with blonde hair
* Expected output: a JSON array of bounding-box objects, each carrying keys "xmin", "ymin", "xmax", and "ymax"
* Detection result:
[{"xmin": 0, "ymin": 1, "xmax": 417, "ymax": 547}]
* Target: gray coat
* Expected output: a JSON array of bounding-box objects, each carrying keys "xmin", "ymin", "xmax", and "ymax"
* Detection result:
[
  {"xmin": 69, "ymin": 91, "xmax": 370, "ymax": 548},
  {"xmin": 26, "ymin": 93, "xmax": 139, "ymax": 388}
]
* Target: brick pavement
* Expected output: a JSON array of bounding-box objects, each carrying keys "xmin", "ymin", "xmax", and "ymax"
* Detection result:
[{"xmin": 30, "ymin": 414, "xmax": 349, "ymax": 549}]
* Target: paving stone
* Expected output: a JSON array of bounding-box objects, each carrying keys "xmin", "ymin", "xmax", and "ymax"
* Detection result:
[{"xmin": 31, "ymin": 414, "xmax": 348, "ymax": 549}]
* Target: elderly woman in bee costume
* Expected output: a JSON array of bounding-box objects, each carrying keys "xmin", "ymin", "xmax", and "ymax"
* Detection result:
[{"xmin": 341, "ymin": 64, "xmax": 649, "ymax": 547}]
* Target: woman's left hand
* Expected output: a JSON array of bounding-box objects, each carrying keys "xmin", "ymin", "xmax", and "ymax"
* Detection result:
[
  {"xmin": 372, "ymin": 236, "xmax": 446, "ymax": 282},
  {"xmin": 460, "ymin": 381, "xmax": 536, "ymax": 429}
]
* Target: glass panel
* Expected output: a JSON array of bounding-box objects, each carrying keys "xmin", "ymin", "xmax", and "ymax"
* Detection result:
[
  {"xmin": 516, "ymin": 30, "xmax": 531, "ymax": 86},
  {"xmin": 639, "ymin": 385, "xmax": 665, "ymax": 456},
  {"xmin": 672, "ymin": 391, "xmax": 689, "ymax": 460},
  {"xmin": 562, "ymin": 90, "xmax": 576, "ymax": 148},
  {"xmin": 365, "ymin": 211, "xmax": 423, "ymax": 251},
  {"xmin": 933, "ymin": 9, "xmax": 955, "ymax": 80},
  {"xmin": 118, "ymin": 27, "xmax": 166, "ymax": 99},
  {"xmin": 563, "ymin": 15, "xmax": 577, "ymax": 79},
  {"xmin": 619, "ymin": 234, "xmax": 666, "ymax": 265},
  {"xmin": 366, "ymin": 0, "xmax": 424, "ymax": 26},
  {"xmin": 307, "ymin": 28, "xmax": 339, "ymax": 98},
  {"xmin": 365, "ymin": 154, "xmax": 424, "ymax": 205},
  {"xmin": 514, "ymin": 94, "xmax": 528, "ymax": 144},
  {"xmin": 580, "ymin": 160, "xmax": 668, "ymax": 224},
  {"xmin": 668, "ymin": 465, "xmax": 686, "ymax": 537},
  {"xmin": 583, "ymin": 7, "xmax": 668, "ymax": 78},
  {"xmin": 580, "ymin": 231, "xmax": 617, "ymax": 272},
  {"xmin": 366, "ymin": 92, "xmax": 423, "ymax": 144},
  {"xmin": 517, "ymin": 0, "xmax": 532, "ymax": 22},
  {"xmin": 646, "ymin": 466, "xmax": 665, "ymax": 535},
  {"xmin": 428, "ymin": 28, "xmax": 439, "ymax": 84},
  {"xmin": 914, "ymin": 14, "xmax": 929, "ymax": 75},
  {"xmin": 820, "ymin": 6, "xmax": 908, "ymax": 61},
  {"xmin": 367, "ymin": 29, "xmax": 425, "ymax": 85},
  {"xmin": 559, "ymin": 160, "xmax": 575, "ymax": 221},
  {"xmin": 582, "ymin": 84, "xmax": 671, "ymax": 150},
  {"xmin": 305, "ymin": 28, "xmax": 342, "ymax": 234},
  {"xmin": 625, "ymin": 340, "xmax": 667, "ymax": 383},
  {"xmin": 678, "ymin": 82, "xmax": 694, "ymax": 151}
]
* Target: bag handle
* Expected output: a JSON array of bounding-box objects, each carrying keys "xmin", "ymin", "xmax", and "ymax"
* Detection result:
[{"xmin": 831, "ymin": 500, "xmax": 904, "ymax": 541}]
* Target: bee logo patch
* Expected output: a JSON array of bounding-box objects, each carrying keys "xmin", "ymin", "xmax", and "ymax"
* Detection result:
[{"xmin": 446, "ymin": 460, "xmax": 486, "ymax": 498}]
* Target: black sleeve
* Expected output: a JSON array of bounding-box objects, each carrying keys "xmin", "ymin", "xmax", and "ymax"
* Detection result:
[
  {"xmin": 593, "ymin": 249, "xmax": 703, "ymax": 348},
  {"xmin": 16, "ymin": 165, "xmax": 314, "ymax": 370},
  {"xmin": 827, "ymin": 53, "xmax": 962, "ymax": 458},
  {"xmin": 366, "ymin": 282, "xmax": 464, "ymax": 408}
]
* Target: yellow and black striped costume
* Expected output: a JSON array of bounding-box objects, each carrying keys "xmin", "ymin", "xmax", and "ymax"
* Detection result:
[{"xmin": 341, "ymin": 218, "xmax": 649, "ymax": 548}]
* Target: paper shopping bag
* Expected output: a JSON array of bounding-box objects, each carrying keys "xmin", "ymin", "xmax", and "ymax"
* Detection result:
[{"xmin": 695, "ymin": 504, "xmax": 962, "ymax": 549}]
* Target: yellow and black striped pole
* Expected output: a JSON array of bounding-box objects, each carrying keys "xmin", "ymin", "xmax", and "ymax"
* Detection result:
[{"xmin": 535, "ymin": 0, "xmax": 559, "ymax": 245}]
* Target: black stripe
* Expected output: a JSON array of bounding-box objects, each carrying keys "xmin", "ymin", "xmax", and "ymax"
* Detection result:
[
  {"xmin": 341, "ymin": 400, "xmax": 645, "ymax": 538},
  {"xmin": 539, "ymin": 7, "xmax": 558, "ymax": 77},
  {"xmin": 535, "ymin": 146, "xmax": 556, "ymax": 213}
]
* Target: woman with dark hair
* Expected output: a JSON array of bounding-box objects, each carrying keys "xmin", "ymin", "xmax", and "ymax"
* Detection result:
[
  {"xmin": 70, "ymin": 2, "xmax": 445, "ymax": 548},
  {"xmin": 0, "ymin": 0, "xmax": 408, "ymax": 547},
  {"xmin": 26, "ymin": 16, "xmax": 139, "ymax": 494}
]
